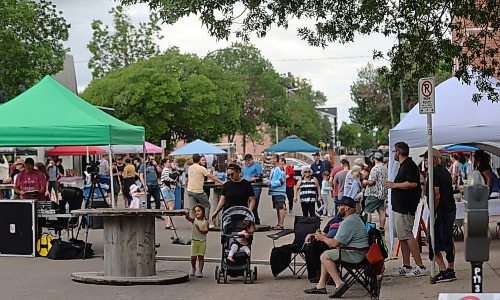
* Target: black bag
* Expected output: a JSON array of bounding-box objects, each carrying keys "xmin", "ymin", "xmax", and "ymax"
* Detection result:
[
  {"xmin": 47, "ymin": 238, "xmax": 94, "ymax": 259},
  {"xmin": 270, "ymin": 245, "xmax": 293, "ymax": 277}
]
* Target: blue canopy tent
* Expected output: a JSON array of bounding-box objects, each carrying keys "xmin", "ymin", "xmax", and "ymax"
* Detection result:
[
  {"xmin": 264, "ymin": 136, "xmax": 320, "ymax": 153},
  {"xmin": 439, "ymin": 145, "xmax": 479, "ymax": 153},
  {"xmin": 170, "ymin": 139, "xmax": 226, "ymax": 155}
]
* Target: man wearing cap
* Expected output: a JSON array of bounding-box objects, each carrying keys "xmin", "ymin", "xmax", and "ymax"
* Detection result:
[
  {"xmin": 311, "ymin": 152, "xmax": 327, "ymax": 186},
  {"xmin": 14, "ymin": 158, "xmax": 47, "ymax": 201},
  {"xmin": 242, "ymin": 154, "xmax": 264, "ymax": 224},
  {"xmin": 304, "ymin": 196, "xmax": 369, "ymax": 296},
  {"xmin": 421, "ymin": 148, "xmax": 457, "ymax": 283},
  {"xmin": 363, "ymin": 152, "xmax": 388, "ymax": 231},
  {"xmin": 386, "ymin": 141, "xmax": 427, "ymax": 277}
]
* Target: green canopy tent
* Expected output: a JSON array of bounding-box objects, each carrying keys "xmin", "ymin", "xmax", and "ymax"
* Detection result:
[
  {"xmin": 0, "ymin": 76, "xmax": 145, "ymax": 207},
  {"xmin": 0, "ymin": 76, "xmax": 144, "ymax": 146}
]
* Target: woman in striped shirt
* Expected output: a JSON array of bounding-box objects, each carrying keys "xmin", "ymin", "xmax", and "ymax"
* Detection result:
[{"xmin": 294, "ymin": 166, "xmax": 322, "ymax": 217}]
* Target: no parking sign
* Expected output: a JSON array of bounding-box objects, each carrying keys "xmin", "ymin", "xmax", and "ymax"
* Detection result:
[{"xmin": 419, "ymin": 77, "xmax": 435, "ymax": 114}]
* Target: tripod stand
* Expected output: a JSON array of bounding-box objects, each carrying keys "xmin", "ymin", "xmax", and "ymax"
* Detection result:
[{"xmin": 76, "ymin": 171, "xmax": 109, "ymax": 259}]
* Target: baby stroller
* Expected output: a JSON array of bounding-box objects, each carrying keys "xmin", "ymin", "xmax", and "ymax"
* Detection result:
[{"xmin": 215, "ymin": 206, "xmax": 257, "ymax": 284}]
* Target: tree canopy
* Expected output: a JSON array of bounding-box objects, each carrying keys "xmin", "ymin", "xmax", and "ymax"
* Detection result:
[
  {"xmin": 120, "ymin": 0, "xmax": 499, "ymax": 102},
  {"xmin": 0, "ymin": 0, "xmax": 69, "ymax": 102},
  {"xmin": 88, "ymin": 5, "xmax": 163, "ymax": 79}
]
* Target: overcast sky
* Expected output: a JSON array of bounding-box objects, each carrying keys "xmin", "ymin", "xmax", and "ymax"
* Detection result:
[{"xmin": 52, "ymin": 0, "xmax": 395, "ymax": 124}]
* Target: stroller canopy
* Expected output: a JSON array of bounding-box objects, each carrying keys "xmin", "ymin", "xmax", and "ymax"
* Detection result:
[{"xmin": 221, "ymin": 206, "xmax": 254, "ymax": 234}]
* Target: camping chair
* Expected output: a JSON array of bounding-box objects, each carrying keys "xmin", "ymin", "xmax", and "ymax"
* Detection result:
[
  {"xmin": 267, "ymin": 216, "xmax": 320, "ymax": 278},
  {"xmin": 46, "ymin": 187, "xmax": 84, "ymax": 239},
  {"xmin": 331, "ymin": 228, "xmax": 384, "ymax": 299}
]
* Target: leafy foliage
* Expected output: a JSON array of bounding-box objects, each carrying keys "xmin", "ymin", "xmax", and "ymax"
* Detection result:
[
  {"xmin": 349, "ymin": 63, "xmax": 451, "ymax": 143},
  {"xmin": 0, "ymin": 0, "xmax": 69, "ymax": 102},
  {"xmin": 121, "ymin": 0, "xmax": 499, "ymax": 102},
  {"xmin": 81, "ymin": 47, "xmax": 242, "ymax": 147},
  {"xmin": 87, "ymin": 5, "xmax": 163, "ymax": 79},
  {"xmin": 338, "ymin": 122, "xmax": 374, "ymax": 151}
]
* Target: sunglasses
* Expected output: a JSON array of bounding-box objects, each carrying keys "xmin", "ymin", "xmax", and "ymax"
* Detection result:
[
  {"xmin": 227, "ymin": 173, "xmax": 236, "ymax": 177},
  {"xmin": 304, "ymin": 170, "xmax": 311, "ymax": 173}
]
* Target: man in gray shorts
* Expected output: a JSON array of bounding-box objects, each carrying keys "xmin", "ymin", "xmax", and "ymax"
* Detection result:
[{"xmin": 386, "ymin": 142, "xmax": 427, "ymax": 277}]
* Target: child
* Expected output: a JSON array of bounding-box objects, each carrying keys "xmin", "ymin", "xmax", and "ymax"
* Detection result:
[
  {"xmin": 129, "ymin": 184, "xmax": 143, "ymax": 209},
  {"xmin": 320, "ymin": 171, "xmax": 332, "ymax": 216},
  {"xmin": 227, "ymin": 220, "xmax": 255, "ymax": 262},
  {"xmin": 185, "ymin": 204, "xmax": 209, "ymax": 278}
]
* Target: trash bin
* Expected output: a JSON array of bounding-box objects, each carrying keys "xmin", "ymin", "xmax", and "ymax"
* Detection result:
[{"xmin": 175, "ymin": 186, "xmax": 184, "ymax": 209}]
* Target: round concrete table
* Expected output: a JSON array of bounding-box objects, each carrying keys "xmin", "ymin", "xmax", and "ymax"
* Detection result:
[{"xmin": 71, "ymin": 208, "xmax": 188, "ymax": 285}]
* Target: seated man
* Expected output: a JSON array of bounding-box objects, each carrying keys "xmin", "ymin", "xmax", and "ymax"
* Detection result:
[
  {"xmin": 304, "ymin": 196, "xmax": 369, "ymax": 296},
  {"xmin": 304, "ymin": 204, "xmax": 343, "ymax": 283}
]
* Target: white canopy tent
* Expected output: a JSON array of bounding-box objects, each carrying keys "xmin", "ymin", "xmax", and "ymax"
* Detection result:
[{"xmin": 387, "ymin": 74, "xmax": 500, "ymax": 253}]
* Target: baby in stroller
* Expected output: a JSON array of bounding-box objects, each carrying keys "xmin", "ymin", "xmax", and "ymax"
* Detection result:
[
  {"xmin": 227, "ymin": 220, "xmax": 255, "ymax": 262},
  {"xmin": 215, "ymin": 206, "xmax": 258, "ymax": 283}
]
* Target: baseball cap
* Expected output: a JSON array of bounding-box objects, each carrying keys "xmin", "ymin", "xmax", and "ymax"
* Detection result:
[
  {"xmin": 339, "ymin": 155, "xmax": 347, "ymax": 161},
  {"xmin": 354, "ymin": 158, "xmax": 365, "ymax": 167},
  {"xmin": 373, "ymin": 152, "xmax": 384, "ymax": 160},
  {"xmin": 244, "ymin": 154, "xmax": 253, "ymax": 161},
  {"xmin": 339, "ymin": 196, "xmax": 356, "ymax": 208},
  {"xmin": 351, "ymin": 165, "xmax": 362, "ymax": 174},
  {"xmin": 419, "ymin": 148, "xmax": 442, "ymax": 159},
  {"xmin": 24, "ymin": 158, "xmax": 35, "ymax": 165}
]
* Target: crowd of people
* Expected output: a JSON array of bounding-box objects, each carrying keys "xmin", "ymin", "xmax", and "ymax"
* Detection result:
[{"xmin": 2, "ymin": 141, "xmax": 496, "ymax": 289}]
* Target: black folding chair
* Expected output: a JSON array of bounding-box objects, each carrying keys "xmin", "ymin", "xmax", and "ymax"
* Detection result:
[
  {"xmin": 267, "ymin": 216, "xmax": 320, "ymax": 278},
  {"xmin": 47, "ymin": 187, "xmax": 84, "ymax": 239},
  {"xmin": 331, "ymin": 233, "xmax": 384, "ymax": 299}
]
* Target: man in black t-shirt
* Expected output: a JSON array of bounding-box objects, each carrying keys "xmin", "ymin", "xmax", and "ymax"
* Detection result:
[
  {"xmin": 386, "ymin": 142, "xmax": 427, "ymax": 277},
  {"xmin": 421, "ymin": 148, "xmax": 457, "ymax": 283},
  {"xmin": 210, "ymin": 164, "xmax": 255, "ymax": 222}
]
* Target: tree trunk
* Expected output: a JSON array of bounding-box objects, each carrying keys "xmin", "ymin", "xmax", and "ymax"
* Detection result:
[{"xmin": 242, "ymin": 133, "xmax": 247, "ymax": 154}]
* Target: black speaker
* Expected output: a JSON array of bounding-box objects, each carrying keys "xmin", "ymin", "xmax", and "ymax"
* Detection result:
[{"xmin": 0, "ymin": 200, "xmax": 37, "ymax": 257}]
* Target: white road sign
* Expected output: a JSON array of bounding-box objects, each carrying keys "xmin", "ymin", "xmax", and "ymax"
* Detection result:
[{"xmin": 419, "ymin": 77, "xmax": 435, "ymax": 114}]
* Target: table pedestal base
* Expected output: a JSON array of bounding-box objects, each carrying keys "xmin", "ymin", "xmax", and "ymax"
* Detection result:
[{"xmin": 71, "ymin": 270, "xmax": 188, "ymax": 285}]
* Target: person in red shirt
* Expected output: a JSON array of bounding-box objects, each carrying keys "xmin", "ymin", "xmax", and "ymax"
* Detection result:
[
  {"xmin": 280, "ymin": 157, "xmax": 296, "ymax": 214},
  {"xmin": 14, "ymin": 158, "xmax": 47, "ymax": 201}
]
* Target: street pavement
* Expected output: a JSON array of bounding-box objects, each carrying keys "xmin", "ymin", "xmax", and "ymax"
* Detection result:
[{"xmin": 1, "ymin": 191, "xmax": 499, "ymax": 300}]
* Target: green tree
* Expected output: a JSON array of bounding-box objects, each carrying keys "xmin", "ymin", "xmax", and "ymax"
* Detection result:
[
  {"xmin": 209, "ymin": 43, "xmax": 285, "ymax": 153},
  {"xmin": 81, "ymin": 48, "xmax": 242, "ymax": 147},
  {"xmin": 0, "ymin": 0, "xmax": 69, "ymax": 102},
  {"xmin": 349, "ymin": 63, "xmax": 451, "ymax": 137},
  {"xmin": 262, "ymin": 74, "xmax": 332, "ymax": 146},
  {"xmin": 338, "ymin": 122, "xmax": 373, "ymax": 152},
  {"xmin": 122, "ymin": 0, "xmax": 499, "ymax": 102},
  {"xmin": 87, "ymin": 5, "xmax": 163, "ymax": 79}
]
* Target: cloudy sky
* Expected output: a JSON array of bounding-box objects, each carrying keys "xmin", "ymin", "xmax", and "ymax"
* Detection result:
[{"xmin": 53, "ymin": 0, "xmax": 395, "ymax": 124}]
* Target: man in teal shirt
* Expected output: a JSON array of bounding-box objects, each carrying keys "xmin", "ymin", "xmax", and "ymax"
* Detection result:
[
  {"xmin": 304, "ymin": 196, "xmax": 368, "ymax": 297},
  {"xmin": 242, "ymin": 154, "xmax": 263, "ymax": 224}
]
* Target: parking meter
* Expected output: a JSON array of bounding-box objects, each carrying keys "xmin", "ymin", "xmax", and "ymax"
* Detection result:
[{"xmin": 464, "ymin": 170, "xmax": 490, "ymax": 293}]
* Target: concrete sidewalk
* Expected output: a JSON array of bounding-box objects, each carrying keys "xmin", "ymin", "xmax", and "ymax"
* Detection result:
[{"xmin": 1, "ymin": 192, "xmax": 499, "ymax": 299}]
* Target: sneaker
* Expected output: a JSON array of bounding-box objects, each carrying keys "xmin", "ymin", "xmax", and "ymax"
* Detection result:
[
  {"xmin": 405, "ymin": 265, "xmax": 428, "ymax": 277},
  {"xmin": 392, "ymin": 266, "xmax": 412, "ymax": 276},
  {"xmin": 189, "ymin": 269, "xmax": 196, "ymax": 277},
  {"xmin": 435, "ymin": 270, "xmax": 457, "ymax": 283},
  {"xmin": 196, "ymin": 271, "xmax": 204, "ymax": 278}
]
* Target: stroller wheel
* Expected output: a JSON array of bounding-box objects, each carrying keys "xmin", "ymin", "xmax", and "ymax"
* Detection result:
[
  {"xmin": 215, "ymin": 266, "xmax": 220, "ymax": 283},
  {"xmin": 243, "ymin": 270, "xmax": 248, "ymax": 284},
  {"xmin": 223, "ymin": 269, "xmax": 228, "ymax": 284},
  {"xmin": 253, "ymin": 266, "xmax": 257, "ymax": 281},
  {"xmin": 249, "ymin": 270, "xmax": 254, "ymax": 284}
]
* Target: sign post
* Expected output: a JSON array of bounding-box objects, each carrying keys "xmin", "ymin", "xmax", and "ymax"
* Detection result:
[{"xmin": 419, "ymin": 77, "xmax": 436, "ymax": 282}]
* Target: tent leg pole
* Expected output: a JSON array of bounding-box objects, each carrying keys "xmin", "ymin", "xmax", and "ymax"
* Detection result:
[{"xmin": 109, "ymin": 145, "xmax": 115, "ymax": 209}]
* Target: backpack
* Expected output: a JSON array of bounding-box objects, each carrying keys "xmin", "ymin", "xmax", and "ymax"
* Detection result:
[{"xmin": 365, "ymin": 227, "xmax": 388, "ymax": 275}]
